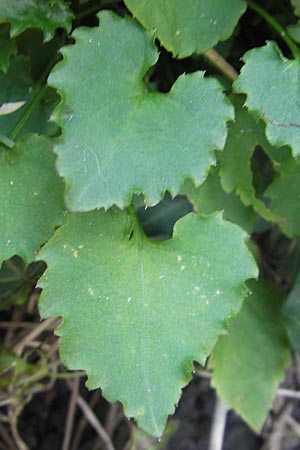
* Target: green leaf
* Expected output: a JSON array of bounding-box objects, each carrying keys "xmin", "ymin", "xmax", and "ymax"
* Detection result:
[
  {"xmin": 219, "ymin": 95, "xmax": 282, "ymax": 222},
  {"xmin": 0, "ymin": 134, "xmax": 65, "ymax": 264},
  {"xmin": 0, "ymin": 24, "xmax": 17, "ymax": 73},
  {"xmin": 0, "ymin": 0, "xmax": 73, "ymax": 41},
  {"xmin": 287, "ymin": 22, "xmax": 300, "ymax": 44},
  {"xmin": 282, "ymin": 271, "xmax": 300, "ymax": 355},
  {"xmin": 265, "ymin": 169, "xmax": 300, "ymax": 237},
  {"xmin": 38, "ymin": 209, "xmax": 257, "ymax": 436},
  {"xmin": 124, "ymin": 0, "xmax": 246, "ymax": 57},
  {"xmin": 233, "ymin": 42, "xmax": 300, "ymax": 156},
  {"xmin": 0, "ymin": 57, "xmax": 59, "ymax": 138},
  {"xmin": 181, "ymin": 168, "xmax": 256, "ymax": 233},
  {"xmin": 0, "ymin": 255, "xmax": 45, "ymax": 310},
  {"xmin": 210, "ymin": 280, "xmax": 291, "ymax": 431},
  {"xmin": 262, "ymin": 144, "xmax": 296, "ymax": 176},
  {"xmin": 49, "ymin": 11, "xmax": 234, "ymax": 211},
  {"xmin": 291, "ymin": 0, "xmax": 300, "ymax": 17}
]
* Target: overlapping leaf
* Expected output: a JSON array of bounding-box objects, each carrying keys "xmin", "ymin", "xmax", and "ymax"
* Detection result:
[
  {"xmin": 282, "ymin": 271, "xmax": 300, "ymax": 355},
  {"xmin": 124, "ymin": 0, "xmax": 246, "ymax": 57},
  {"xmin": 0, "ymin": 134, "xmax": 65, "ymax": 263},
  {"xmin": 265, "ymin": 169, "xmax": 300, "ymax": 237},
  {"xmin": 181, "ymin": 168, "xmax": 256, "ymax": 233},
  {"xmin": 38, "ymin": 209, "xmax": 257, "ymax": 436},
  {"xmin": 210, "ymin": 280, "xmax": 291, "ymax": 431},
  {"xmin": 219, "ymin": 95, "xmax": 282, "ymax": 222},
  {"xmin": 49, "ymin": 11, "xmax": 234, "ymax": 211},
  {"xmin": 0, "ymin": 0, "xmax": 73, "ymax": 41},
  {"xmin": 234, "ymin": 42, "xmax": 300, "ymax": 156}
]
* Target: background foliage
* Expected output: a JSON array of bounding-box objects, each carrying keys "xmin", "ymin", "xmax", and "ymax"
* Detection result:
[{"xmin": 1, "ymin": 1, "xmax": 300, "ymax": 449}]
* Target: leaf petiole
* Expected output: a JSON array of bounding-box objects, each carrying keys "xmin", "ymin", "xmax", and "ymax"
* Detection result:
[
  {"xmin": 8, "ymin": 85, "xmax": 47, "ymax": 141},
  {"xmin": 0, "ymin": 134, "xmax": 15, "ymax": 149},
  {"xmin": 247, "ymin": 1, "xmax": 300, "ymax": 59}
]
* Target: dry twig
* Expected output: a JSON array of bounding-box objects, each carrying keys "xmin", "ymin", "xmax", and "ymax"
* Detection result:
[
  {"xmin": 62, "ymin": 378, "xmax": 80, "ymax": 450},
  {"xmin": 13, "ymin": 317, "xmax": 60, "ymax": 356},
  {"xmin": 76, "ymin": 395, "xmax": 116, "ymax": 450},
  {"xmin": 204, "ymin": 48, "xmax": 238, "ymax": 81}
]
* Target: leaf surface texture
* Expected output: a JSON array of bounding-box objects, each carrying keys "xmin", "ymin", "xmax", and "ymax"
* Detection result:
[
  {"xmin": 49, "ymin": 11, "xmax": 234, "ymax": 211},
  {"xmin": 38, "ymin": 209, "xmax": 257, "ymax": 435}
]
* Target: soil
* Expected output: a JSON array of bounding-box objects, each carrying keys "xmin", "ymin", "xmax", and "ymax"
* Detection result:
[{"xmin": 14, "ymin": 363, "xmax": 300, "ymax": 450}]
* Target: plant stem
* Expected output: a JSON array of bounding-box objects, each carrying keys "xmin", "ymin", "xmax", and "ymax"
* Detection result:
[
  {"xmin": 203, "ymin": 49, "xmax": 238, "ymax": 81},
  {"xmin": 8, "ymin": 52, "xmax": 60, "ymax": 142},
  {"xmin": 0, "ymin": 134, "xmax": 15, "ymax": 149},
  {"xmin": 8, "ymin": 85, "xmax": 47, "ymax": 141},
  {"xmin": 247, "ymin": 1, "xmax": 300, "ymax": 59}
]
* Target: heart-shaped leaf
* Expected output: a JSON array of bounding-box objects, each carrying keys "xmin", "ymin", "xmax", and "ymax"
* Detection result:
[
  {"xmin": 38, "ymin": 209, "xmax": 257, "ymax": 436},
  {"xmin": 49, "ymin": 11, "xmax": 234, "ymax": 211}
]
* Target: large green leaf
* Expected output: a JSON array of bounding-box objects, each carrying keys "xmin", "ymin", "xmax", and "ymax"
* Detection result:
[
  {"xmin": 282, "ymin": 271, "xmax": 300, "ymax": 355},
  {"xmin": 210, "ymin": 280, "xmax": 291, "ymax": 431},
  {"xmin": 0, "ymin": 134, "xmax": 65, "ymax": 263},
  {"xmin": 38, "ymin": 210, "xmax": 257, "ymax": 436},
  {"xmin": 265, "ymin": 169, "xmax": 300, "ymax": 237},
  {"xmin": 234, "ymin": 42, "xmax": 300, "ymax": 156},
  {"xmin": 219, "ymin": 95, "xmax": 282, "ymax": 222},
  {"xmin": 0, "ymin": 0, "xmax": 73, "ymax": 41},
  {"xmin": 49, "ymin": 11, "xmax": 234, "ymax": 211},
  {"xmin": 181, "ymin": 168, "xmax": 256, "ymax": 233},
  {"xmin": 124, "ymin": 0, "xmax": 246, "ymax": 57}
]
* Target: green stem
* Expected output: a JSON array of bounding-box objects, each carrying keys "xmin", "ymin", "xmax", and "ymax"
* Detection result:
[
  {"xmin": 247, "ymin": 1, "xmax": 300, "ymax": 59},
  {"xmin": 8, "ymin": 85, "xmax": 47, "ymax": 141},
  {"xmin": 0, "ymin": 134, "xmax": 15, "ymax": 149},
  {"xmin": 8, "ymin": 51, "xmax": 60, "ymax": 142}
]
